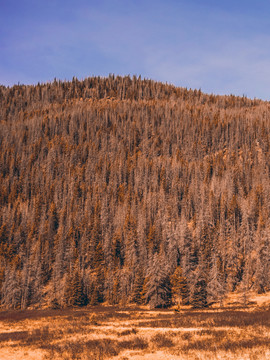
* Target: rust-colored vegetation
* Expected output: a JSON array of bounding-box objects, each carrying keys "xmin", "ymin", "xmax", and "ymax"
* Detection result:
[
  {"xmin": 1, "ymin": 76, "xmax": 270, "ymax": 358},
  {"xmin": 0, "ymin": 303, "xmax": 270, "ymax": 359}
]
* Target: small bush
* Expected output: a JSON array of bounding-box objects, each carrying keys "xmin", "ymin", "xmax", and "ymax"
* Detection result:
[
  {"xmin": 151, "ymin": 332, "xmax": 174, "ymax": 348},
  {"xmin": 119, "ymin": 336, "xmax": 148, "ymax": 350},
  {"xmin": 119, "ymin": 328, "xmax": 138, "ymax": 336}
]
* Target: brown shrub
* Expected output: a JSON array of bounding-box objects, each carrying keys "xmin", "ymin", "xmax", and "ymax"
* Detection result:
[
  {"xmin": 0, "ymin": 330, "xmax": 29, "ymax": 342},
  {"xmin": 118, "ymin": 328, "xmax": 138, "ymax": 336},
  {"xmin": 150, "ymin": 332, "xmax": 174, "ymax": 348},
  {"xmin": 118, "ymin": 336, "xmax": 148, "ymax": 350}
]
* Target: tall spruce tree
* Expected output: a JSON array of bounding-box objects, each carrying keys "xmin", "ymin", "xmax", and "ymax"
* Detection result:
[
  {"xmin": 170, "ymin": 266, "xmax": 189, "ymax": 307},
  {"xmin": 144, "ymin": 254, "xmax": 171, "ymax": 308}
]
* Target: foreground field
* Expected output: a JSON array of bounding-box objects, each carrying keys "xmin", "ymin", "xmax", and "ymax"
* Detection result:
[{"xmin": 0, "ymin": 302, "xmax": 270, "ymax": 360}]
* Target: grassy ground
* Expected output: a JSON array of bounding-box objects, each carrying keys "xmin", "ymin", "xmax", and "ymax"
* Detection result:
[{"xmin": 0, "ymin": 294, "xmax": 270, "ymax": 359}]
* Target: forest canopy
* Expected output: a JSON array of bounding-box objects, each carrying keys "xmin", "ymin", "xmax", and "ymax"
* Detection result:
[{"xmin": 0, "ymin": 75, "xmax": 270, "ymax": 309}]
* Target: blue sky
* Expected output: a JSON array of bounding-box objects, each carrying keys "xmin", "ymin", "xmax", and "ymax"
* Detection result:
[{"xmin": 1, "ymin": 0, "xmax": 270, "ymax": 100}]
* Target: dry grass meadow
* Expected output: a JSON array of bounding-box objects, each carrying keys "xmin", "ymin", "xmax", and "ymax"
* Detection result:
[{"xmin": 1, "ymin": 293, "xmax": 270, "ymax": 360}]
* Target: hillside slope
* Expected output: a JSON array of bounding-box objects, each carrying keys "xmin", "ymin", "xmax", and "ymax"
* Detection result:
[{"xmin": 1, "ymin": 76, "xmax": 270, "ymax": 309}]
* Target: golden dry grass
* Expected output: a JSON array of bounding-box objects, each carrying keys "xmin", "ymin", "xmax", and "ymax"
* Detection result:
[{"xmin": 1, "ymin": 294, "xmax": 270, "ymax": 360}]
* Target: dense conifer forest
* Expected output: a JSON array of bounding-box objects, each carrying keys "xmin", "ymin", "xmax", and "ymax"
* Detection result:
[{"xmin": 1, "ymin": 75, "xmax": 270, "ymax": 309}]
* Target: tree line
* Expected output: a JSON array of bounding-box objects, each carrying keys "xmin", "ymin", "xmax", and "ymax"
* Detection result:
[{"xmin": 0, "ymin": 75, "xmax": 270, "ymax": 309}]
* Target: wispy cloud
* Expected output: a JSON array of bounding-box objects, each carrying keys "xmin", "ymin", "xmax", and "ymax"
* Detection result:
[
  {"xmin": 141, "ymin": 35, "xmax": 270, "ymax": 99},
  {"xmin": 1, "ymin": 0, "xmax": 270, "ymax": 99}
]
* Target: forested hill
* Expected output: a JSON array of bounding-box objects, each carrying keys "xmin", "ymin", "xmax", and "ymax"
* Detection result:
[{"xmin": 1, "ymin": 75, "xmax": 270, "ymax": 309}]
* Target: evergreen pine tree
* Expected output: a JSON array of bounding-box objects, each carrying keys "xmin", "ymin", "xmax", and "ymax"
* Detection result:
[
  {"xmin": 89, "ymin": 282, "xmax": 99, "ymax": 305},
  {"xmin": 145, "ymin": 254, "xmax": 171, "ymax": 308},
  {"xmin": 64, "ymin": 266, "xmax": 85, "ymax": 307},
  {"xmin": 207, "ymin": 256, "xmax": 225, "ymax": 306},
  {"xmin": 170, "ymin": 266, "xmax": 189, "ymax": 307},
  {"xmin": 131, "ymin": 269, "xmax": 144, "ymax": 304},
  {"xmin": 71, "ymin": 270, "xmax": 85, "ymax": 306},
  {"xmin": 192, "ymin": 279, "xmax": 208, "ymax": 308}
]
